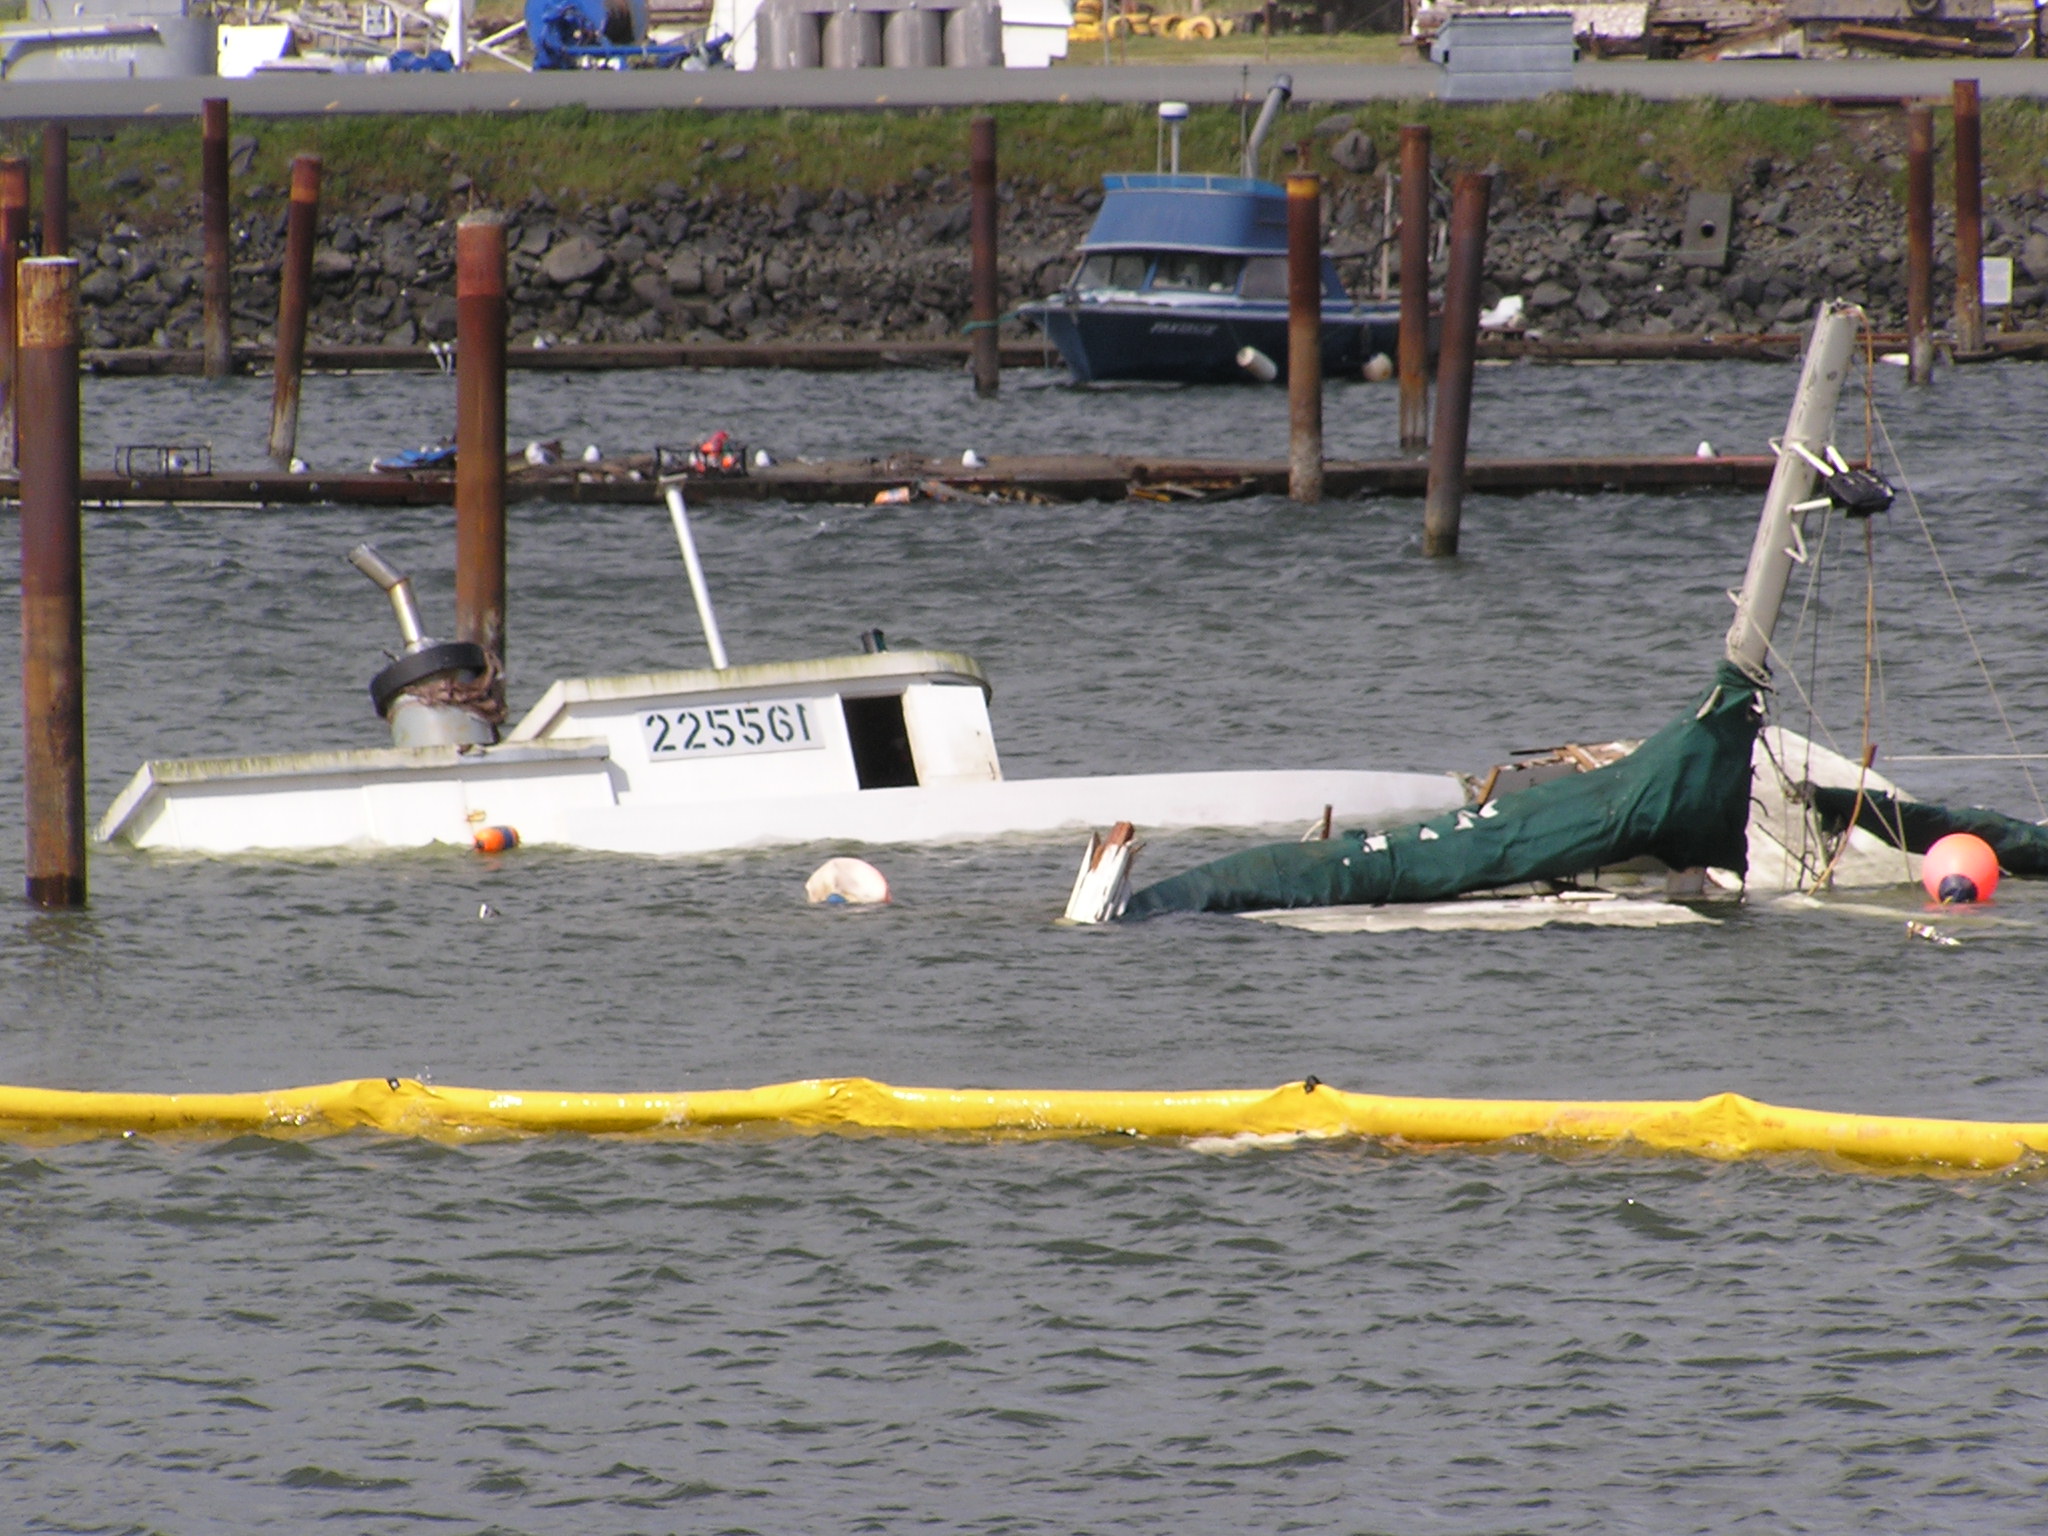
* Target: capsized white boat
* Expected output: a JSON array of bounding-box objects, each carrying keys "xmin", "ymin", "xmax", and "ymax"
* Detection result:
[{"xmin": 97, "ymin": 490, "xmax": 1465, "ymax": 858}]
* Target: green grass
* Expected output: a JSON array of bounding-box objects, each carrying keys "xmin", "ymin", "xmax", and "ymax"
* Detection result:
[
  {"xmin": 1057, "ymin": 31, "xmax": 1413, "ymax": 65},
  {"xmin": 12, "ymin": 95, "xmax": 2045, "ymax": 234}
]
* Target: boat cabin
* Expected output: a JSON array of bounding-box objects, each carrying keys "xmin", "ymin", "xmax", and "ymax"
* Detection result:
[
  {"xmin": 1066, "ymin": 174, "xmax": 1350, "ymax": 304},
  {"xmin": 98, "ymin": 650, "xmax": 1002, "ymax": 855}
]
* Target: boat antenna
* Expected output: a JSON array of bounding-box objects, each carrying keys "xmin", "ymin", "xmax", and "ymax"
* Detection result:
[
  {"xmin": 663, "ymin": 480, "xmax": 730, "ymax": 670},
  {"xmin": 1724, "ymin": 300, "xmax": 1863, "ymax": 683},
  {"xmin": 1242, "ymin": 73, "xmax": 1292, "ymax": 180}
]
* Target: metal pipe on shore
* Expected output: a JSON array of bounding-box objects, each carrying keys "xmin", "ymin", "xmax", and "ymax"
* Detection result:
[
  {"xmin": 1905, "ymin": 104, "xmax": 1934, "ymax": 384},
  {"xmin": 17, "ymin": 258, "xmax": 86, "ymax": 909},
  {"xmin": 1286, "ymin": 170, "xmax": 1323, "ymax": 504},
  {"xmin": 41, "ymin": 123, "xmax": 67, "ymax": 257},
  {"xmin": 1397, "ymin": 124, "xmax": 1430, "ymax": 451},
  {"xmin": 455, "ymin": 212, "xmax": 508, "ymax": 697},
  {"xmin": 201, "ymin": 97, "xmax": 232, "ymax": 380},
  {"xmin": 1953, "ymin": 79, "xmax": 1985, "ymax": 356},
  {"xmin": 969, "ymin": 114, "xmax": 999, "ymax": 399},
  {"xmin": 0, "ymin": 157, "xmax": 26, "ymax": 475},
  {"xmin": 1241, "ymin": 74, "xmax": 1291, "ymax": 179},
  {"xmin": 267, "ymin": 154, "xmax": 321, "ymax": 469},
  {"xmin": 1422, "ymin": 173, "xmax": 1490, "ymax": 558}
]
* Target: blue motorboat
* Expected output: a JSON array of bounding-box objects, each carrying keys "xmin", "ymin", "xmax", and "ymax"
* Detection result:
[{"xmin": 1019, "ymin": 171, "xmax": 1402, "ymax": 386}]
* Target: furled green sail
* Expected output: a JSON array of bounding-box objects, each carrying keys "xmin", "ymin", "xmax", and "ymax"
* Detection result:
[
  {"xmin": 1806, "ymin": 787, "xmax": 2048, "ymax": 877},
  {"xmin": 1122, "ymin": 662, "xmax": 1763, "ymax": 918}
]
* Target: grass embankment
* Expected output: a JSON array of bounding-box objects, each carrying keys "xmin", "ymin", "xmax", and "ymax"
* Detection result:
[{"xmin": 9, "ymin": 95, "xmax": 2047, "ymax": 234}]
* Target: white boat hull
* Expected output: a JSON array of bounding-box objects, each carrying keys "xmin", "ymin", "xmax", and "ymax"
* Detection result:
[{"xmin": 101, "ymin": 755, "xmax": 1465, "ymax": 859}]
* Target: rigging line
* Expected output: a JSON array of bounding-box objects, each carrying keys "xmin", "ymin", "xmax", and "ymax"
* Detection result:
[
  {"xmin": 1887, "ymin": 752, "xmax": 2048, "ymax": 762},
  {"xmin": 1755, "ymin": 729, "xmax": 1833, "ymax": 888},
  {"xmin": 1795, "ymin": 508, "xmax": 1839, "ymax": 874},
  {"xmin": 1760, "ymin": 628, "xmax": 1849, "ymax": 758},
  {"xmin": 1813, "ymin": 518, "xmax": 1908, "ymax": 890},
  {"xmin": 1869, "ymin": 401, "xmax": 2048, "ymax": 819}
]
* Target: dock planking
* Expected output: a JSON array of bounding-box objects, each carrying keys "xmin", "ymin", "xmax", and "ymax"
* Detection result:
[
  {"xmin": 73, "ymin": 331, "xmax": 2048, "ymax": 377},
  {"xmin": 4, "ymin": 453, "xmax": 1778, "ymax": 510}
]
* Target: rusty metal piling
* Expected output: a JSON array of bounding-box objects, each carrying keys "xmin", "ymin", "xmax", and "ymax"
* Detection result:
[
  {"xmin": 968, "ymin": 115, "xmax": 1000, "ymax": 399},
  {"xmin": 1397, "ymin": 124, "xmax": 1431, "ymax": 450},
  {"xmin": 201, "ymin": 97, "xmax": 232, "ymax": 379},
  {"xmin": 1422, "ymin": 173, "xmax": 1491, "ymax": 558},
  {"xmin": 41, "ymin": 124, "xmax": 67, "ymax": 257},
  {"xmin": 267, "ymin": 154, "xmax": 322, "ymax": 469},
  {"xmin": 1286, "ymin": 171, "xmax": 1324, "ymax": 503},
  {"xmin": 0, "ymin": 158, "xmax": 26, "ymax": 475},
  {"xmin": 17, "ymin": 259, "xmax": 85, "ymax": 909},
  {"xmin": 1953, "ymin": 79, "xmax": 1984, "ymax": 355},
  {"xmin": 1905, "ymin": 105, "xmax": 1935, "ymax": 384},
  {"xmin": 455, "ymin": 213, "xmax": 508, "ymax": 687}
]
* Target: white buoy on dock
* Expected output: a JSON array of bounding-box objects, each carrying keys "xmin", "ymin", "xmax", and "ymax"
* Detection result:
[{"xmin": 805, "ymin": 857, "xmax": 892, "ymax": 906}]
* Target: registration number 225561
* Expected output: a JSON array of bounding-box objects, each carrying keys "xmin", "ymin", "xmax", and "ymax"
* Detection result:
[{"xmin": 640, "ymin": 699, "xmax": 825, "ymax": 761}]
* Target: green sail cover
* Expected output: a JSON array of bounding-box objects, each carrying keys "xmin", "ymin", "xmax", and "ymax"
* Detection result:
[
  {"xmin": 1807, "ymin": 787, "xmax": 2048, "ymax": 877},
  {"xmin": 1122, "ymin": 661, "xmax": 1764, "ymax": 918}
]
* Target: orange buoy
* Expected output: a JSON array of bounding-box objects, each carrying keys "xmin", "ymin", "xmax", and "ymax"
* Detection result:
[
  {"xmin": 1922, "ymin": 831, "xmax": 1999, "ymax": 905},
  {"xmin": 473, "ymin": 826, "xmax": 520, "ymax": 854}
]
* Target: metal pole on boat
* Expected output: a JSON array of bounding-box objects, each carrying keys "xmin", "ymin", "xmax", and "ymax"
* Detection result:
[
  {"xmin": 17, "ymin": 258, "xmax": 86, "ymax": 909},
  {"xmin": 201, "ymin": 97, "xmax": 232, "ymax": 380},
  {"xmin": 1286, "ymin": 170, "xmax": 1324, "ymax": 504},
  {"xmin": 664, "ymin": 483, "xmax": 730, "ymax": 671},
  {"xmin": 1953, "ymin": 79, "xmax": 1985, "ymax": 356},
  {"xmin": 1396, "ymin": 124, "xmax": 1430, "ymax": 451},
  {"xmin": 454, "ymin": 211, "xmax": 508, "ymax": 695},
  {"xmin": 1724, "ymin": 300, "xmax": 1863, "ymax": 681},
  {"xmin": 1421, "ymin": 172, "xmax": 1489, "ymax": 558},
  {"xmin": 40, "ymin": 124, "xmax": 67, "ymax": 258},
  {"xmin": 0, "ymin": 157, "xmax": 26, "ymax": 476},
  {"xmin": 1905, "ymin": 104, "xmax": 1934, "ymax": 385},
  {"xmin": 969, "ymin": 114, "xmax": 1000, "ymax": 399},
  {"xmin": 267, "ymin": 154, "xmax": 321, "ymax": 470}
]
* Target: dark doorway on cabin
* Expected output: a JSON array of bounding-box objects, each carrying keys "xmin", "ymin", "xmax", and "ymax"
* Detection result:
[{"xmin": 843, "ymin": 694, "xmax": 919, "ymax": 789}]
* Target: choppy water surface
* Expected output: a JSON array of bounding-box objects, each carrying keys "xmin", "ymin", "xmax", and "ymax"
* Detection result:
[{"xmin": 5, "ymin": 361, "xmax": 2048, "ymax": 1532}]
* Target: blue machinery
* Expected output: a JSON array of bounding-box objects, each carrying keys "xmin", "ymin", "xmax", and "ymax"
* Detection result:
[{"xmin": 524, "ymin": 0, "xmax": 729, "ymax": 68}]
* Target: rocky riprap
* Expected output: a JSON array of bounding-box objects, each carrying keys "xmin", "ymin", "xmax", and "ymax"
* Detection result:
[{"xmin": 70, "ymin": 144, "xmax": 2048, "ymax": 352}]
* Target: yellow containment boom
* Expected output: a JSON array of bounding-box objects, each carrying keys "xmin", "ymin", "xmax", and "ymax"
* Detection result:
[{"xmin": 1, "ymin": 1075, "xmax": 2045, "ymax": 1173}]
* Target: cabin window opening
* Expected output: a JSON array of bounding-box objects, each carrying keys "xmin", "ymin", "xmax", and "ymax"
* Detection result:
[
  {"xmin": 844, "ymin": 694, "xmax": 920, "ymax": 790},
  {"xmin": 1152, "ymin": 253, "xmax": 1243, "ymax": 294},
  {"xmin": 1075, "ymin": 253, "xmax": 1151, "ymax": 292},
  {"xmin": 1239, "ymin": 257, "xmax": 1287, "ymax": 301}
]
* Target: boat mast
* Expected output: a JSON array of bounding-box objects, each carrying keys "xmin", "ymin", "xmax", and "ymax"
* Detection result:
[{"xmin": 1724, "ymin": 300, "xmax": 1864, "ymax": 682}]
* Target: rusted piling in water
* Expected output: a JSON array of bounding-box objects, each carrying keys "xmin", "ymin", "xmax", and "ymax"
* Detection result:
[
  {"xmin": 455, "ymin": 212, "xmax": 508, "ymax": 685},
  {"xmin": 1905, "ymin": 105, "xmax": 1934, "ymax": 384},
  {"xmin": 41, "ymin": 124, "xmax": 67, "ymax": 257},
  {"xmin": 969, "ymin": 115, "xmax": 1000, "ymax": 399},
  {"xmin": 1397, "ymin": 124, "xmax": 1431, "ymax": 451},
  {"xmin": 17, "ymin": 258, "xmax": 86, "ymax": 909},
  {"xmin": 1286, "ymin": 170, "xmax": 1324, "ymax": 503},
  {"xmin": 1953, "ymin": 79, "xmax": 1984, "ymax": 355},
  {"xmin": 1422, "ymin": 173, "xmax": 1491, "ymax": 559},
  {"xmin": 267, "ymin": 154, "xmax": 321, "ymax": 469},
  {"xmin": 201, "ymin": 97, "xmax": 232, "ymax": 379},
  {"xmin": 0, "ymin": 158, "xmax": 26, "ymax": 474}
]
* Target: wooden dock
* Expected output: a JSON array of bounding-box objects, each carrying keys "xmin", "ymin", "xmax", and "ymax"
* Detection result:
[
  {"xmin": 8, "ymin": 452, "xmax": 1778, "ymax": 510},
  {"xmin": 73, "ymin": 330, "xmax": 2048, "ymax": 377}
]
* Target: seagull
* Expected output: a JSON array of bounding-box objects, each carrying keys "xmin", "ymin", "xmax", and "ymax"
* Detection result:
[{"xmin": 478, "ymin": 902, "xmax": 499, "ymax": 920}]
